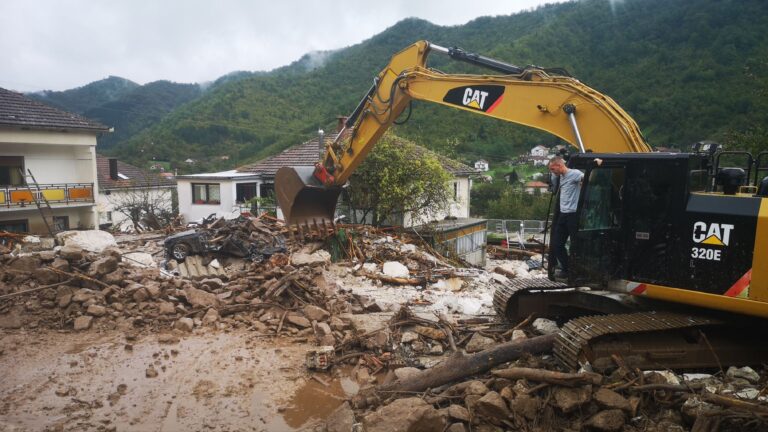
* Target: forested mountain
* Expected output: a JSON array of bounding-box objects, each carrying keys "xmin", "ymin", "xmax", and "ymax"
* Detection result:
[
  {"xmin": 29, "ymin": 76, "xmax": 139, "ymax": 114},
  {"xmin": 51, "ymin": 0, "xmax": 768, "ymax": 172},
  {"xmin": 28, "ymin": 78, "xmax": 205, "ymax": 149}
]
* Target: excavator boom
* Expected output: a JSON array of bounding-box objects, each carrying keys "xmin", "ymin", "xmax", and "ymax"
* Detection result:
[{"xmin": 276, "ymin": 40, "xmax": 650, "ymax": 226}]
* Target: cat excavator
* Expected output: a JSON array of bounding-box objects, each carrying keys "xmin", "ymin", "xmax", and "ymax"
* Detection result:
[{"xmin": 276, "ymin": 40, "xmax": 768, "ymax": 370}]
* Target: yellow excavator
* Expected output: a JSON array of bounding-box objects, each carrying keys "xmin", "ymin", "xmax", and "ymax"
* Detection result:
[{"xmin": 276, "ymin": 41, "xmax": 768, "ymax": 370}]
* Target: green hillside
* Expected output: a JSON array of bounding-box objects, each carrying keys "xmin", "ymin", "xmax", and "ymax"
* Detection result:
[
  {"xmin": 98, "ymin": 0, "xmax": 768, "ymax": 171},
  {"xmin": 29, "ymin": 76, "xmax": 139, "ymax": 114}
]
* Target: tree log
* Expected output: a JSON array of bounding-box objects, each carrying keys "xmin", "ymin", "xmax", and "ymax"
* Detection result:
[
  {"xmin": 368, "ymin": 334, "xmax": 555, "ymax": 400},
  {"xmin": 492, "ymin": 366, "xmax": 602, "ymax": 386}
]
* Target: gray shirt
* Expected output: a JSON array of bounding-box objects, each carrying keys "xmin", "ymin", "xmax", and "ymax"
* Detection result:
[{"xmin": 559, "ymin": 169, "xmax": 584, "ymax": 213}]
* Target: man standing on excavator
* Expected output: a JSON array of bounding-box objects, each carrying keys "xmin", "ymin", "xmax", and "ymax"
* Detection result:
[{"xmin": 548, "ymin": 156, "xmax": 601, "ymax": 277}]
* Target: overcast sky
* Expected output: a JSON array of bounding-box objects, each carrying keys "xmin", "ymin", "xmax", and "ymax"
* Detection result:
[{"xmin": 1, "ymin": 0, "xmax": 568, "ymax": 92}]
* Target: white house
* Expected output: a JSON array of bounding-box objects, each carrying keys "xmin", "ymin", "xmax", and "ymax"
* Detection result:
[
  {"xmin": 530, "ymin": 145, "xmax": 549, "ymax": 157},
  {"xmin": 474, "ymin": 159, "xmax": 489, "ymax": 172},
  {"xmin": 524, "ymin": 180, "xmax": 550, "ymax": 194},
  {"xmin": 177, "ymin": 132, "xmax": 477, "ymax": 228},
  {"xmin": 0, "ymin": 87, "xmax": 109, "ymax": 234},
  {"xmin": 530, "ymin": 155, "xmax": 550, "ymax": 167},
  {"xmin": 96, "ymin": 156, "xmax": 176, "ymax": 231}
]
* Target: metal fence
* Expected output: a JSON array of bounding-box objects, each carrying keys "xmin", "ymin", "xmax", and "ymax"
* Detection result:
[{"xmin": 485, "ymin": 219, "xmax": 548, "ymax": 247}]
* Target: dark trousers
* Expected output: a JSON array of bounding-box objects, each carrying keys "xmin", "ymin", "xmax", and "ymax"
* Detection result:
[{"xmin": 550, "ymin": 212, "xmax": 578, "ymax": 273}]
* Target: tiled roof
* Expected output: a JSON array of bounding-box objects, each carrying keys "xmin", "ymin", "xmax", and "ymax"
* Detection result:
[
  {"xmin": 96, "ymin": 155, "xmax": 176, "ymax": 190},
  {"xmin": 236, "ymin": 137, "xmax": 332, "ymax": 177},
  {"xmin": 0, "ymin": 87, "xmax": 109, "ymax": 132},
  {"xmin": 237, "ymin": 133, "xmax": 477, "ymax": 178}
]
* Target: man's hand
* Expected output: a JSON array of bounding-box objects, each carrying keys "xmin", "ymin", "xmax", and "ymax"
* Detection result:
[{"xmin": 594, "ymin": 158, "xmax": 603, "ymax": 166}]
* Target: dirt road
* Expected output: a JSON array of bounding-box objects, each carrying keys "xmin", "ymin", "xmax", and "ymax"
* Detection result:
[{"xmin": 0, "ymin": 329, "xmax": 352, "ymax": 431}]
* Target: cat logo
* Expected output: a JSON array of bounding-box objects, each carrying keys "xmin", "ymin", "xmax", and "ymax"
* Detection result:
[
  {"xmin": 692, "ymin": 221, "xmax": 734, "ymax": 246},
  {"xmin": 443, "ymin": 85, "xmax": 505, "ymax": 113}
]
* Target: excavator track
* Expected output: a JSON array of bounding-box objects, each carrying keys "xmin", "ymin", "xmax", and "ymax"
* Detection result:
[
  {"xmin": 494, "ymin": 282, "xmax": 768, "ymax": 371},
  {"xmin": 492, "ymin": 277, "xmax": 570, "ymax": 319},
  {"xmin": 555, "ymin": 312, "xmax": 722, "ymax": 371}
]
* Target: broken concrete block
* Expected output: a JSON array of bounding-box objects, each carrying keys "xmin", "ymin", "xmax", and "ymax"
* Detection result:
[
  {"xmin": 286, "ymin": 315, "xmax": 311, "ymax": 328},
  {"xmin": 445, "ymin": 423, "xmax": 467, "ymax": 432},
  {"xmin": 382, "ymin": 261, "xmax": 409, "ymax": 278},
  {"xmin": 74, "ymin": 315, "xmax": 93, "ymax": 331},
  {"xmin": 447, "ymin": 404, "xmax": 470, "ymax": 422},
  {"xmin": 38, "ymin": 250, "xmax": 56, "ymax": 261},
  {"xmin": 57, "ymin": 230, "xmax": 117, "ymax": 253},
  {"xmin": 12, "ymin": 256, "xmax": 40, "ymax": 273},
  {"xmin": 326, "ymin": 401, "xmax": 355, "ymax": 432},
  {"xmin": 511, "ymin": 330, "xmax": 527, "ymax": 341},
  {"xmin": 158, "ymin": 302, "xmax": 176, "ymax": 315},
  {"xmin": 123, "ymin": 252, "xmax": 156, "ymax": 268},
  {"xmin": 0, "ymin": 312, "xmax": 23, "ymax": 329},
  {"xmin": 86, "ymin": 304, "xmax": 107, "ymax": 317},
  {"xmin": 59, "ymin": 245, "xmax": 84, "ymax": 261},
  {"xmin": 532, "ymin": 318, "xmax": 559, "ymax": 335},
  {"xmin": 290, "ymin": 250, "xmax": 331, "ymax": 266},
  {"xmin": 465, "ymin": 333, "xmax": 495, "ymax": 353},
  {"xmin": 184, "ymin": 286, "xmax": 220, "ymax": 309},
  {"xmin": 89, "ymin": 256, "xmax": 118, "ymax": 277},
  {"xmin": 463, "ymin": 380, "xmax": 490, "ymax": 396},
  {"xmin": 303, "ymin": 305, "xmax": 330, "ymax": 321},
  {"xmin": 200, "ymin": 277, "xmax": 224, "ymax": 290},
  {"xmin": 363, "ymin": 397, "xmax": 445, "ymax": 432},
  {"xmin": 51, "ymin": 257, "xmax": 70, "ymax": 272},
  {"xmin": 475, "ymin": 391, "xmax": 510, "ymax": 421},
  {"xmin": 593, "ymin": 388, "xmax": 631, "ymax": 412},
  {"xmin": 508, "ymin": 394, "xmax": 539, "ymax": 421},
  {"xmin": 33, "ymin": 268, "xmax": 59, "ymax": 285},
  {"xmin": 175, "ymin": 317, "xmax": 194, "ymax": 332},
  {"xmin": 201, "ymin": 308, "xmax": 220, "ymax": 326},
  {"xmin": 401, "ymin": 331, "xmax": 419, "ymax": 343},
  {"xmin": 584, "ymin": 409, "xmax": 626, "ymax": 432},
  {"xmin": 553, "ymin": 386, "xmax": 592, "ymax": 413},
  {"xmin": 315, "ymin": 322, "xmax": 332, "ymax": 337},
  {"xmin": 726, "ymin": 366, "xmax": 760, "ymax": 384}
]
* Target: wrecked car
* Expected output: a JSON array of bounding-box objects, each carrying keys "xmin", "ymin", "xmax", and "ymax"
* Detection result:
[{"xmin": 164, "ymin": 229, "xmax": 286, "ymax": 262}]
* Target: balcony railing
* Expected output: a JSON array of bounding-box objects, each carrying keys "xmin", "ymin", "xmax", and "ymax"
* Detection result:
[{"xmin": 0, "ymin": 183, "xmax": 94, "ymax": 209}]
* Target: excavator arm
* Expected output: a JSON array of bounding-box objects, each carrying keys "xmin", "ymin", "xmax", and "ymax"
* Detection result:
[{"xmin": 276, "ymin": 40, "xmax": 651, "ymax": 226}]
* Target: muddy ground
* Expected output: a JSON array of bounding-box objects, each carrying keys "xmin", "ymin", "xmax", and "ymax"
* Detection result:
[{"xmin": 0, "ymin": 329, "xmax": 356, "ymax": 432}]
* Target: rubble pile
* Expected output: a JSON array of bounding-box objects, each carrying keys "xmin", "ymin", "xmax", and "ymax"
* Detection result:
[
  {"xmin": 337, "ymin": 325, "xmax": 768, "ymax": 432},
  {"xmin": 3, "ymin": 218, "xmax": 768, "ymax": 431}
]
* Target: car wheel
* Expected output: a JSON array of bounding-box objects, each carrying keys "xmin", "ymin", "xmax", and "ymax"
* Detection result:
[{"xmin": 172, "ymin": 242, "xmax": 191, "ymax": 261}]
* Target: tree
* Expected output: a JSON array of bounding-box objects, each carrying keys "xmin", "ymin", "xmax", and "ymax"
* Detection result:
[
  {"xmin": 345, "ymin": 133, "xmax": 452, "ymax": 226},
  {"xmin": 107, "ymin": 184, "xmax": 176, "ymax": 232}
]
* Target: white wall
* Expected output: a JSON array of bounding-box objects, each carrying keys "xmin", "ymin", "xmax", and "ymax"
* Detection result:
[
  {"xmin": 0, "ymin": 205, "xmax": 95, "ymax": 233},
  {"xmin": 401, "ymin": 176, "xmax": 471, "ymax": 227},
  {"xmin": 177, "ymin": 179, "xmax": 235, "ymax": 223},
  {"xmin": 0, "ymin": 142, "xmax": 96, "ymax": 184}
]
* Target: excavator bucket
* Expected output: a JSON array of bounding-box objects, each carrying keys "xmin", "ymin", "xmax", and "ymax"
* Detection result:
[{"xmin": 275, "ymin": 166, "xmax": 342, "ymax": 239}]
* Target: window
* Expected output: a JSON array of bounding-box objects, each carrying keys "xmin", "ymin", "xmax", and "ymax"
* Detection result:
[
  {"xmin": 579, "ymin": 167, "xmax": 625, "ymax": 231},
  {"xmin": 53, "ymin": 216, "xmax": 69, "ymax": 231},
  {"xmin": 106, "ymin": 211, "xmax": 113, "ymax": 222},
  {"xmin": 453, "ymin": 182, "xmax": 459, "ymax": 200},
  {"xmin": 0, "ymin": 156, "xmax": 24, "ymax": 186},
  {"xmin": 0, "ymin": 219, "xmax": 28, "ymax": 233},
  {"xmin": 235, "ymin": 183, "xmax": 258, "ymax": 203},
  {"xmin": 192, "ymin": 183, "xmax": 221, "ymax": 204}
]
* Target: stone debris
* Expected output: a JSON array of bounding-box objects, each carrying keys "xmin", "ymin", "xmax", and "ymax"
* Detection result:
[{"xmin": 2, "ymin": 217, "xmax": 768, "ymax": 432}]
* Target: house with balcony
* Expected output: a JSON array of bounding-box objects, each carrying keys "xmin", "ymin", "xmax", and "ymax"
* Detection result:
[{"xmin": 0, "ymin": 88, "xmax": 109, "ymax": 233}]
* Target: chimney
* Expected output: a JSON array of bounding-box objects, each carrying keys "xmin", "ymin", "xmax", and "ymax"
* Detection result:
[
  {"xmin": 108, "ymin": 158, "xmax": 118, "ymax": 180},
  {"xmin": 318, "ymin": 129, "xmax": 325, "ymax": 158},
  {"xmin": 336, "ymin": 116, "xmax": 348, "ymax": 133}
]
